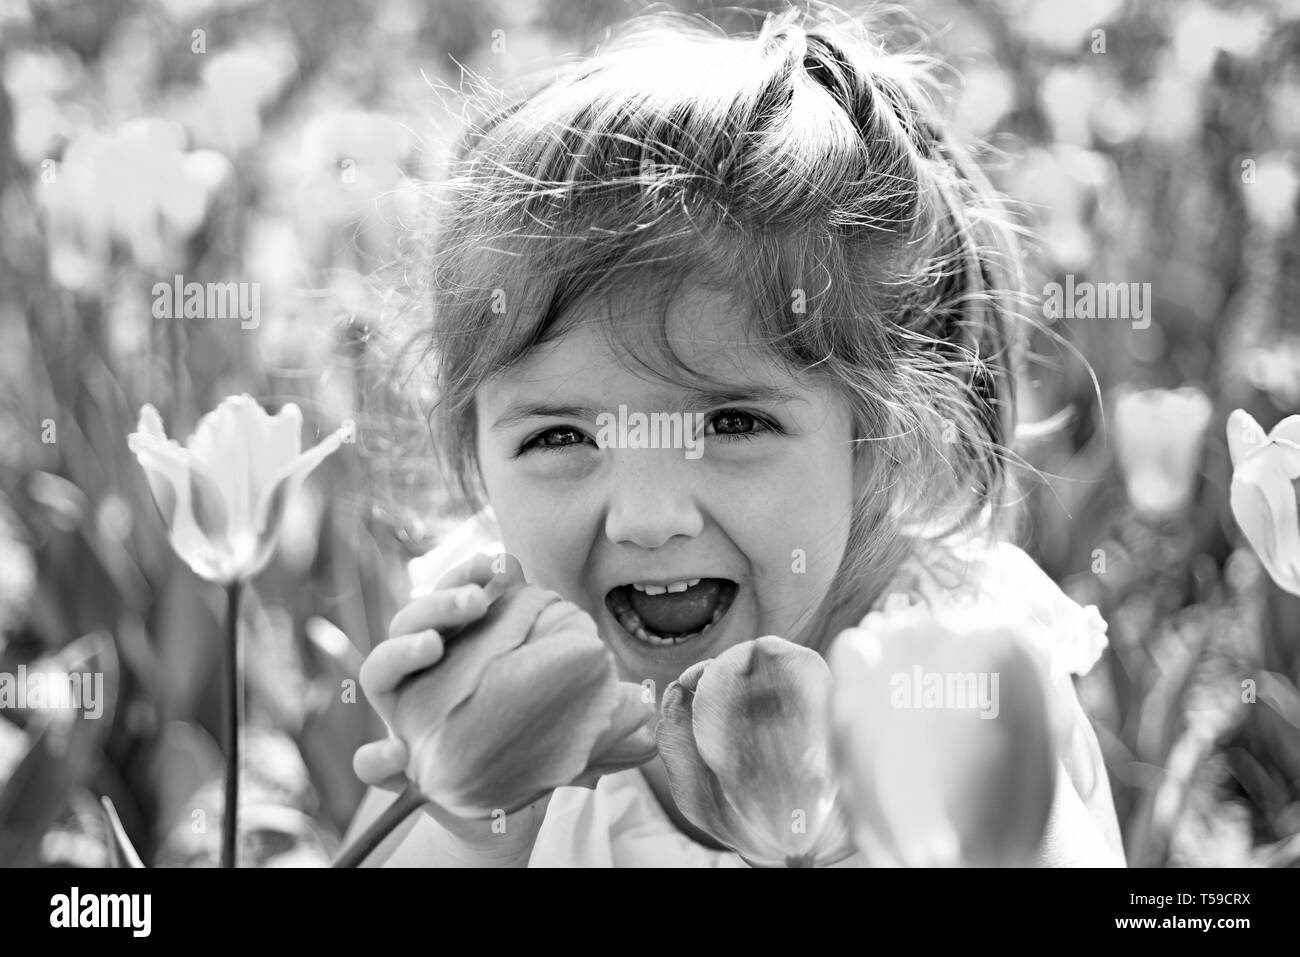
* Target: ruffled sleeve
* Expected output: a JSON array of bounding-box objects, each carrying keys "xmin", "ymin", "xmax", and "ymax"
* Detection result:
[
  {"xmin": 866, "ymin": 539, "xmax": 1110, "ymax": 680},
  {"xmin": 405, "ymin": 505, "xmax": 505, "ymax": 598}
]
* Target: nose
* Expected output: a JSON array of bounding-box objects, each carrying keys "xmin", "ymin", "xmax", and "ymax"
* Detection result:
[{"xmin": 603, "ymin": 449, "xmax": 706, "ymax": 549}]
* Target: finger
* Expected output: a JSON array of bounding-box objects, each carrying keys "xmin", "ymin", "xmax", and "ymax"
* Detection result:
[
  {"xmin": 412, "ymin": 551, "xmax": 503, "ymax": 594},
  {"xmin": 353, "ymin": 738, "xmax": 412, "ymax": 793},
  {"xmin": 388, "ymin": 583, "xmax": 488, "ymax": 641},
  {"xmin": 422, "ymin": 551, "xmax": 527, "ymax": 599},
  {"xmin": 480, "ymin": 553, "xmax": 527, "ymax": 604},
  {"xmin": 360, "ymin": 628, "xmax": 446, "ymax": 700},
  {"xmin": 411, "ymin": 552, "xmax": 496, "ymax": 598}
]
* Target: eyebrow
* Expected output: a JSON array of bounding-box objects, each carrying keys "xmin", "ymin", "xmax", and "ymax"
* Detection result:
[{"xmin": 489, "ymin": 385, "xmax": 807, "ymax": 431}]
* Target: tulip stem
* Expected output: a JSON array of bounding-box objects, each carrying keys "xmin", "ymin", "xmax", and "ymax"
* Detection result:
[
  {"xmin": 222, "ymin": 580, "xmax": 242, "ymax": 868},
  {"xmin": 333, "ymin": 782, "xmax": 426, "ymax": 868}
]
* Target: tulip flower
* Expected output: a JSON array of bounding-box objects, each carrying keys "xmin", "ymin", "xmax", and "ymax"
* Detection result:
[
  {"xmin": 127, "ymin": 395, "xmax": 346, "ymax": 585},
  {"xmin": 1227, "ymin": 409, "xmax": 1300, "ymax": 597},
  {"xmin": 334, "ymin": 581, "xmax": 656, "ymax": 867},
  {"xmin": 656, "ymin": 636, "xmax": 856, "ymax": 868},
  {"xmin": 828, "ymin": 602, "xmax": 1057, "ymax": 866},
  {"xmin": 391, "ymin": 583, "xmax": 657, "ymax": 819},
  {"xmin": 39, "ymin": 119, "xmax": 233, "ymax": 289},
  {"xmin": 1112, "ymin": 386, "xmax": 1212, "ymax": 516},
  {"xmin": 128, "ymin": 394, "xmax": 345, "ymax": 867},
  {"xmin": 292, "ymin": 111, "xmax": 417, "ymax": 265},
  {"xmin": 1240, "ymin": 152, "xmax": 1299, "ymax": 237}
]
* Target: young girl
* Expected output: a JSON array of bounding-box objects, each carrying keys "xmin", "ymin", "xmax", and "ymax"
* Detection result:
[{"xmin": 345, "ymin": 5, "xmax": 1126, "ymax": 867}]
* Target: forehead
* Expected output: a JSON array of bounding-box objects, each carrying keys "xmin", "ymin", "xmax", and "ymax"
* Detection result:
[{"xmin": 482, "ymin": 280, "xmax": 785, "ymax": 399}]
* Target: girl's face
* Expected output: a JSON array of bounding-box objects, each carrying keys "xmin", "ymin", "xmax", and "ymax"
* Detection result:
[{"xmin": 475, "ymin": 281, "xmax": 857, "ymax": 694}]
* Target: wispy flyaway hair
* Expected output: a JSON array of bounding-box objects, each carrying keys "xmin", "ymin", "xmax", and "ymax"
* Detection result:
[{"xmin": 388, "ymin": 3, "xmax": 1029, "ymax": 633}]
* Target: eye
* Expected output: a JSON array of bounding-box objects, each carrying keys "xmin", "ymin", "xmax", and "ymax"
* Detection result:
[
  {"xmin": 517, "ymin": 425, "xmax": 591, "ymax": 456},
  {"xmin": 706, "ymin": 409, "xmax": 778, "ymax": 441}
]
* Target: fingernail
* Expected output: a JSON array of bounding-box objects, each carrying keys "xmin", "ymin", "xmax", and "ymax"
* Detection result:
[{"xmin": 454, "ymin": 587, "xmax": 475, "ymax": 612}]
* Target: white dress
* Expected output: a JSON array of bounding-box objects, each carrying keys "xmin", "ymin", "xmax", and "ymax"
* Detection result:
[{"xmin": 399, "ymin": 506, "xmax": 1120, "ymax": 868}]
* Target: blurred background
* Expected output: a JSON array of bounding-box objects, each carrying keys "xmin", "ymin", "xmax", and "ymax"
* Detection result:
[{"xmin": 0, "ymin": 0, "xmax": 1298, "ymax": 867}]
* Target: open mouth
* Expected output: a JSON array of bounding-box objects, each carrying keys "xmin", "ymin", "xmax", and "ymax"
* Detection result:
[{"xmin": 604, "ymin": 578, "xmax": 739, "ymax": 647}]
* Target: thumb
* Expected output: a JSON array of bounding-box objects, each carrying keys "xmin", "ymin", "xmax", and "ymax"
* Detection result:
[{"xmin": 482, "ymin": 552, "xmax": 528, "ymax": 604}]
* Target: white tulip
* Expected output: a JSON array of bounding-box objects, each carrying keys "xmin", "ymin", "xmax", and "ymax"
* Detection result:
[
  {"xmin": 828, "ymin": 602, "xmax": 1057, "ymax": 867},
  {"xmin": 128, "ymin": 395, "xmax": 346, "ymax": 584},
  {"xmin": 1112, "ymin": 387, "xmax": 1212, "ymax": 516},
  {"xmin": 1227, "ymin": 409, "xmax": 1300, "ymax": 596}
]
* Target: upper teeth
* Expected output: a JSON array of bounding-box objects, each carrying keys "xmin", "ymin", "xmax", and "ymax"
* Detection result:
[{"xmin": 631, "ymin": 578, "xmax": 700, "ymax": 595}]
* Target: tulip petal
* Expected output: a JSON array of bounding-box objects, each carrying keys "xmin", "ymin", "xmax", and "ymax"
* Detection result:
[
  {"xmin": 810, "ymin": 804, "xmax": 855, "ymax": 866},
  {"xmin": 245, "ymin": 424, "xmax": 346, "ymax": 577},
  {"xmin": 391, "ymin": 585, "xmax": 553, "ymax": 740},
  {"xmin": 255, "ymin": 426, "xmax": 345, "ymax": 538},
  {"xmin": 132, "ymin": 419, "xmax": 178, "ymax": 527},
  {"xmin": 188, "ymin": 462, "xmax": 229, "ymax": 542},
  {"xmin": 828, "ymin": 628, "xmax": 906, "ymax": 863},
  {"xmin": 1267, "ymin": 414, "xmax": 1300, "ymax": 451},
  {"xmin": 675, "ymin": 657, "xmax": 710, "ymax": 694},
  {"xmin": 185, "ymin": 396, "xmax": 306, "ymax": 538},
  {"xmin": 574, "ymin": 682, "xmax": 658, "ymax": 786},
  {"xmin": 951, "ymin": 638, "xmax": 1056, "ymax": 865},
  {"xmin": 421, "ymin": 630, "xmax": 618, "ymax": 818},
  {"xmin": 656, "ymin": 679, "xmax": 760, "ymax": 860},
  {"xmin": 184, "ymin": 396, "xmax": 270, "ymax": 535},
  {"xmin": 691, "ymin": 637, "xmax": 843, "ymax": 861},
  {"xmin": 830, "ymin": 613, "xmax": 1056, "ymax": 867},
  {"xmin": 1226, "ymin": 409, "xmax": 1267, "ymax": 468},
  {"xmin": 1231, "ymin": 456, "xmax": 1300, "ymax": 596},
  {"xmin": 128, "ymin": 408, "xmax": 231, "ymax": 582}
]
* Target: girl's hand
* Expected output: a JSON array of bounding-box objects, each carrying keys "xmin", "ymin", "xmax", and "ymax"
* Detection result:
[
  {"xmin": 353, "ymin": 552, "xmax": 551, "ymax": 865},
  {"xmin": 352, "ymin": 548, "xmax": 654, "ymax": 865},
  {"xmin": 353, "ymin": 551, "xmax": 514, "ymax": 792}
]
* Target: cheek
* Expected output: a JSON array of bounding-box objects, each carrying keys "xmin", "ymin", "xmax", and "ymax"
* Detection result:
[
  {"xmin": 769, "ymin": 419, "xmax": 855, "ymax": 545},
  {"xmin": 478, "ymin": 456, "xmax": 597, "ymax": 592},
  {"xmin": 743, "ymin": 432, "xmax": 856, "ymax": 630}
]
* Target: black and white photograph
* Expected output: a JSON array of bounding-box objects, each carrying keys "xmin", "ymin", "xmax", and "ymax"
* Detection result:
[{"xmin": 0, "ymin": 0, "xmax": 1295, "ymax": 927}]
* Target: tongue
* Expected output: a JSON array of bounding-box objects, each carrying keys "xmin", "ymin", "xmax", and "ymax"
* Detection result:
[{"xmin": 628, "ymin": 580, "xmax": 724, "ymax": 635}]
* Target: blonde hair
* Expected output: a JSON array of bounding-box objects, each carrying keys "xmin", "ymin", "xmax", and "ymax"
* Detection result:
[{"xmin": 386, "ymin": 3, "xmax": 1029, "ymax": 645}]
